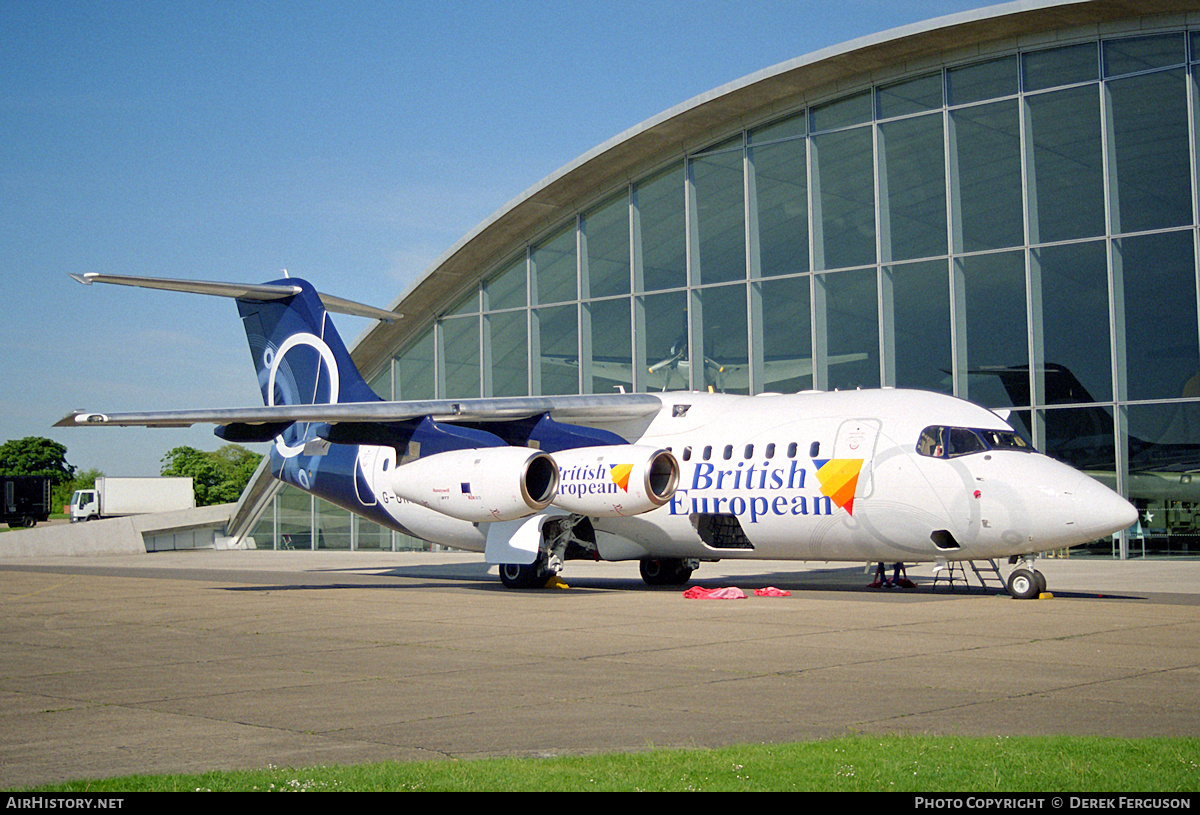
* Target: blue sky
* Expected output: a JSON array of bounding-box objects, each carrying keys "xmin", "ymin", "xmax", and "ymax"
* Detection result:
[{"xmin": 2, "ymin": 0, "xmax": 993, "ymax": 477}]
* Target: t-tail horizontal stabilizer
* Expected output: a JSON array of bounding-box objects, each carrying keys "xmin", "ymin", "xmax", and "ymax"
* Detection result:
[{"xmin": 68, "ymin": 272, "xmax": 400, "ymax": 323}]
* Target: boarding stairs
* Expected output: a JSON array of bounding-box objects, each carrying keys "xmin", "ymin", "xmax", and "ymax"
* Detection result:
[{"xmin": 931, "ymin": 559, "xmax": 1006, "ymax": 593}]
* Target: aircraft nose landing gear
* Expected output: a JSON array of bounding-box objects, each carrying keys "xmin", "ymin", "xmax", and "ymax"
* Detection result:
[{"xmin": 1006, "ymin": 556, "xmax": 1047, "ymax": 600}]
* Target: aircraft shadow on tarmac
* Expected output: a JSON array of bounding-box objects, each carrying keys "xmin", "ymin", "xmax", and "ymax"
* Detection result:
[{"xmin": 213, "ymin": 562, "xmax": 1148, "ymax": 601}]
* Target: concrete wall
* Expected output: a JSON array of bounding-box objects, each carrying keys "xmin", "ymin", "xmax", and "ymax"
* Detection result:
[{"xmin": 0, "ymin": 504, "xmax": 235, "ymax": 557}]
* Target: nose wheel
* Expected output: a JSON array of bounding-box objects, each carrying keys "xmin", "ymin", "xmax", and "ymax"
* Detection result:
[{"xmin": 1006, "ymin": 564, "xmax": 1047, "ymax": 600}]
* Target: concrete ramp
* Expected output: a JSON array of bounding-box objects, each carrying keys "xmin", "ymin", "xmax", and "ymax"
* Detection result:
[
  {"xmin": 0, "ymin": 517, "xmax": 145, "ymax": 557},
  {"xmin": 0, "ymin": 504, "xmax": 234, "ymax": 557}
]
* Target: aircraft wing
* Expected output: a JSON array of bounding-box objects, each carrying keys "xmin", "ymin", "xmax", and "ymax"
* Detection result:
[{"xmin": 55, "ymin": 393, "xmax": 664, "ymax": 429}]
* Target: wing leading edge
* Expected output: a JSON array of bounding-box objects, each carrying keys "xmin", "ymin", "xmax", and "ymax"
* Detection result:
[{"xmin": 54, "ymin": 393, "xmax": 665, "ymax": 429}]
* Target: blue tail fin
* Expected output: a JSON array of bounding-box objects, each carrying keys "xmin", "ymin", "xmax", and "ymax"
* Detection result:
[{"xmin": 236, "ymin": 277, "xmax": 380, "ymax": 408}]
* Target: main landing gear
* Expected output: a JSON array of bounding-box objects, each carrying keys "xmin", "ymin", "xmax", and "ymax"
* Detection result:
[
  {"xmin": 1006, "ymin": 556, "xmax": 1048, "ymax": 600},
  {"xmin": 498, "ymin": 560, "xmax": 549, "ymax": 589},
  {"xmin": 639, "ymin": 557, "xmax": 698, "ymax": 586},
  {"xmin": 496, "ymin": 515, "xmax": 581, "ymax": 589}
]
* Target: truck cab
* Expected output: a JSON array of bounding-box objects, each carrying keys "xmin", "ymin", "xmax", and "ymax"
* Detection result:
[{"xmin": 70, "ymin": 489, "xmax": 99, "ymax": 522}]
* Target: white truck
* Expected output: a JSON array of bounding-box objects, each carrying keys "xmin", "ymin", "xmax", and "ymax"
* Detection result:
[{"xmin": 70, "ymin": 477, "xmax": 195, "ymax": 522}]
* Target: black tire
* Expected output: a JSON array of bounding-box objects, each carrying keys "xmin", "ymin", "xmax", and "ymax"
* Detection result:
[
  {"xmin": 1007, "ymin": 568, "xmax": 1041, "ymax": 600},
  {"xmin": 498, "ymin": 562, "xmax": 545, "ymax": 589},
  {"xmin": 640, "ymin": 558, "xmax": 693, "ymax": 586},
  {"xmin": 22, "ymin": 516, "xmax": 35, "ymax": 528}
]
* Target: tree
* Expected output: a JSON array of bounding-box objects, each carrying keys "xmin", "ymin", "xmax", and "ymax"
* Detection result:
[
  {"xmin": 0, "ymin": 437, "xmax": 76, "ymax": 484},
  {"xmin": 160, "ymin": 444, "xmax": 263, "ymax": 506}
]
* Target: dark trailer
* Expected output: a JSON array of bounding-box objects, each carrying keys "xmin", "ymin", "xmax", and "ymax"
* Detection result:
[{"xmin": 1, "ymin": 475, "xmax": 52, "ymax": 528}]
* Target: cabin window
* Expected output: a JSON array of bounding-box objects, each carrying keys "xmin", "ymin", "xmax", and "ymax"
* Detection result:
[
  {"xmin": 682, "ymin": 446, "xmax": 692, "ymax": 461},
  {"xmin": 703, "ymin": 445, "xmax": 713, "ymax": 460},
  {"xmin": 809, "ymin": 441, "xmax": 820, "ymax": 458},
  {"xmin": 765, "ymin": 443, "xmax": 776, "ymax": 459},
  {"xmin": 744, "ymin": 444, "xmax": 754, "ymax": 459},
  {"xmin": 787, "ymin": 442, "xmax": 798, "ymax": 458},
  {"xmin": 723, "ymin": 444, "xmax": 733, "ymax": 460}
]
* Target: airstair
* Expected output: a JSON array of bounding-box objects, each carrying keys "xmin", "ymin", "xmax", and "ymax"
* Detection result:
[{"xmin": 931, "ymin": 559, "xmax": 1006, "ymax": 593}]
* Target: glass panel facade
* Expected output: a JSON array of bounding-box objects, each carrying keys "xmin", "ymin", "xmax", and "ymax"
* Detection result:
[
  {"xmin": 812, "ymin": 125, "xmax": 875, "ymax": 270},
  {"xmin": 486, "ymin": 257, "xmax": 527, "ymax": 311},
  {"xmin": 355, "ymin": 517, "xmax": 391, "ymax": 551},
  {"xmin": 318, "ymin": 503, "xmax": 352, "ymax": 550},
  {"xmin": 534, "ymin": 304, "xmax": 578, "ymax": 395},
  {"xmin": 636, "ymin": 165, "xmax": 686, "ymax": 292},
  {"xmin": 265, "ymin": 24, "xmax": 1200, "ymax": 560},
  {"xmin": 950, "ymin": 99, "xmax": 1023, "ymax": 252},
  {"xmin": 889, "ymin": 260, "xmax": 952, "ymax": 394},
  {"xmin": 1026, "ymin": 84, "xmax": 1104, "ymax": 243},
  {"xmin": 368, "ymin": 366, "xmax": 390, "ymax": 400},
  {"xmin": 820, "ymin": 267, "xmax": 879, "ymax": 391},
  {"xmin": 811, "ymin": 90, "xmax": 871, "ymax": 131},
  {"xmin": 947, "ymin": 55, "xmax": 1017, "ymax": 105},
  {"xmin": 692, "ymin": 146, "xmax": 746, "ymax": 285},
  {"xmin": 395, "ymin": 331, "xmax": 434, "ymax": 400},
  {"xmin": 1042, "ymin": 403, "xmax": 1118, "ymax": 556},
  {"xmin": 440, "ymin": 315, "xmax": 480, "ymax": 398},
  {"xmin": 760, "ymin": 276, "xmax": 812, "ymax": 392},
  {"xmin": 1022, "ymin": 43, "xmax": 1098, "ymax": 92},
  {"xmin": 1103, "ymin": 33, "xmax": 1184, "ymax": 77},
  {"xmin": 532, "ymin": 225, "xmax": 577, "ymax": 305},
  {"xmin": 587, "ymin": 297, "xmax": 631, "ymax": 395},
  {"xmin": 879, "ymin": 112, "xmax": 946, "ymax": 262},
  {"xmin": 278, "ymin": 487, "xmax": 313, "ymax": 550},
  {"xmin": 751, "ymin": 134, "xmax": 808, "ymax": 277},
  {"xmin": 1108, "ymin": 68, "xmax": 1192, "ymax": 234},
  {"xmin": 583, "ymin": 195, "xmax": 631, "ymax": 299},
  {"xmin": 640, "ymin": 290, "xmax": 688, "ymax": 391},
  {"xmin": 487, "ymin": 310, "xmax": 528, "ymax": 397},
  {"xmin": 1034, "ymin": 240, "xmax": 1113, "ymax": 404},
  {"xmin": 693, "ymin": 284, "xmax": 749, "ymax": 394},
  {"xmin": 961, "ymin": 250, "xmax": 1027, "ymax": 408},
  {"xmin": 1126, "ymin": 401, "xmax": 1200, "ymax": 556},
  {"xmin": 1119, "ymin": 230, "xmax": 1200, "ymax": 402},
  {"xmin": 876, "ymin": 73, "xmax": 943, "ymax": 119}
]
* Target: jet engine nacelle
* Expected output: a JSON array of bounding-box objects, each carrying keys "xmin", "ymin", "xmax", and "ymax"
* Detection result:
[
  {"xmin": 551, "ymin": 445, "xmax": 679, "ymax": 517},
  {"xmin": 391, "ymin": 447, "xmax": 559, "ymax": 523}
]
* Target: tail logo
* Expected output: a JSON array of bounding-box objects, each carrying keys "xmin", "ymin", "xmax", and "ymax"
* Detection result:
[{"xmin": 267, "ymin": 331, "xmax": 339, "ymax": 458}]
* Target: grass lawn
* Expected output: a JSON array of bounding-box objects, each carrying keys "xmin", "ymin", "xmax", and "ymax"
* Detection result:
[{"xmin": 27, "ymin": 735, "xmax": 1200, "ymax": 792}]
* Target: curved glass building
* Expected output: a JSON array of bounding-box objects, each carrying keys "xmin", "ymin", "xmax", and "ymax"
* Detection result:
[{"xmin": 240, "ymin": 0, "xmax": 1200, "ymax": 558}]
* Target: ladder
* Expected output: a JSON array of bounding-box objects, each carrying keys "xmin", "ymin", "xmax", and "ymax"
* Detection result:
[{"xmin": 931, "ymin": 559, "xmax": 1006, "ymax": 593}]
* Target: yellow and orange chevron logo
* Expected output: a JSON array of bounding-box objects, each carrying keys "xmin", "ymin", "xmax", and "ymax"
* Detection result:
[
  {"xmin": 608, "ymin": 463, "xmax": 634, "ymax": 492},
  {"xmin": 813, "ymin": 458, "xmax": 863, "ymax": 516}
]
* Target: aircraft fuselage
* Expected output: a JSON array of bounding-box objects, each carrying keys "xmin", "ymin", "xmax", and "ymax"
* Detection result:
[{"xmin": 276, "ymin": 388, "xmax": 1134, "ymax": 567}]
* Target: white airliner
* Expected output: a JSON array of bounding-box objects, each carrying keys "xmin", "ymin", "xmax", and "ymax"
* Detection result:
[{"xmin": 57, "ymin": 273, "xmax": 1137, "ymax": 598}]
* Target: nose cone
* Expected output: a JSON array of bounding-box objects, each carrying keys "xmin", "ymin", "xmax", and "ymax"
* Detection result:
[{"xmin": 1071, "ymin": 475, "xmax": 1138, "ymax": 541}]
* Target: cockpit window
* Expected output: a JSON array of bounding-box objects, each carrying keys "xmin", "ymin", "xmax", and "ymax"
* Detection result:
[
  {"xmin": 976, "ymin": 428, "xmax": 1030, "ymax": 452},
  {"xmin": 917, "ymin": 426, "xmax": 1032, "ymax": 459}
]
